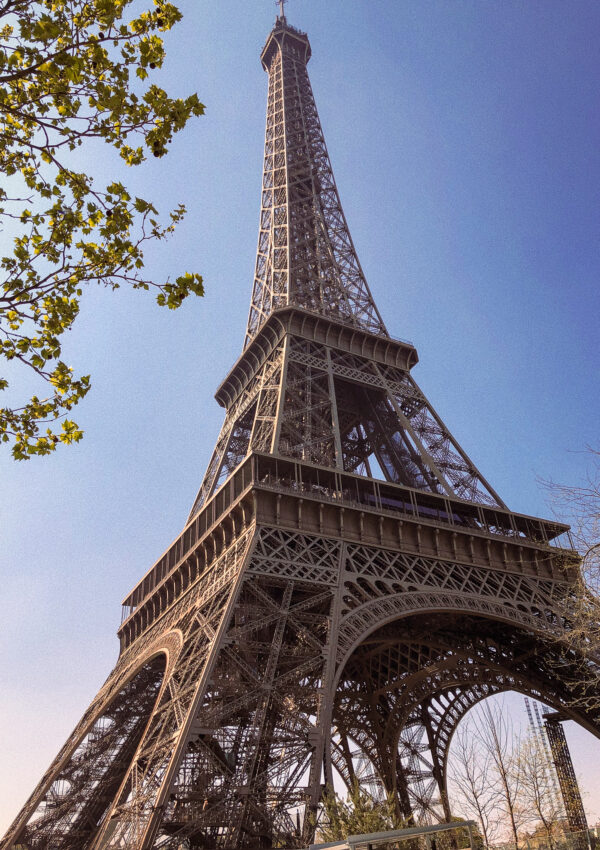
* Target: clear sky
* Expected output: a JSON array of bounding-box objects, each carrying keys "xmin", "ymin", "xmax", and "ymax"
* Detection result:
[{"xmin": 1, "ymin": 0, "xmax": 599, "ymax": 834}]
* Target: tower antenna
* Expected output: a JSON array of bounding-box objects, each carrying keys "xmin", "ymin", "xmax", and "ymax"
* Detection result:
[{"xmin": 277, "ymin": 0, "xmax": 287, "ymax": 22}]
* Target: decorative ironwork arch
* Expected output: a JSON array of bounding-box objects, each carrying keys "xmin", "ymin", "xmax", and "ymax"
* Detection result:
[
  {"xmin": 10, "ymin": 631, "xmax": 183, "ymax": 850},
  {"xmin": 332, "ymin": 603, "xmax": 600, "ymax": 823},
  {"xmin": 335, "ymin": 586, "xmax": 559, "ymax": 680}
]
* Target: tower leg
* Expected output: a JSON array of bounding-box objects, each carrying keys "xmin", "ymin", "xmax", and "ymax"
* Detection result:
[
  {"xmin": 91, "ymin": 526, "xmax": 340, "ymax": 850},
  {"xmin": 91, "ymin": 533, "xmax": 255, "ymax": 849},
  {"xmin": 2, "ymin": 639, "xmax": 180, "ymax": 850}
]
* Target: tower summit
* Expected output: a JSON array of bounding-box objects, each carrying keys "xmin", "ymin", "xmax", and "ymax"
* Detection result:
[
  {"xmin": 247, "ymin": 12, "xmax": 386, "ymax": 349},
  {"xmin": 3, "ymin": 11, "xmax": 599, "ymax": 850}
]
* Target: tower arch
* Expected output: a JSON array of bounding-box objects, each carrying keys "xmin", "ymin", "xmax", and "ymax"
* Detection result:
[
  {"xmin": 331, "ymin": 605, "xmax": 600, "ymax": 823},
  {"xmin": 10, "ymin": 630, "xmax": 183, "ymax": 850}
]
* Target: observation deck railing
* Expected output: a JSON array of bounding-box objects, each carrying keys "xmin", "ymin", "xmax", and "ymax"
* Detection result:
[{"xmin": 120, "ymin": 453, "xmax": 574, "ymax": 624}]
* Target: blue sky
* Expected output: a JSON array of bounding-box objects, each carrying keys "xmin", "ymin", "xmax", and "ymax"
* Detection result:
[{"xmin": 1, "ymin": 0, "xmax": 599, "ymax": 832}]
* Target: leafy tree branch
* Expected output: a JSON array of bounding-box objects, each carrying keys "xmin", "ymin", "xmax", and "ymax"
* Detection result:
[
  {"xmin": 318, "ymin": 782, "xmax": 406, "ymax": 844},
  {"xmin": 0, "ymin": 0, "xmax": 205, "ymax": 458}
]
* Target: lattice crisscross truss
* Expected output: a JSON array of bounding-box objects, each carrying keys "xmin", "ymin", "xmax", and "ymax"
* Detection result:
[
  {"xmin": 6, "ymin": 524, "xmax": 600, "ymax": 849},
  {"xmin": 189, "ymin": 331, "xmax": 504, "ymax": 519},
  {"xmin": 4, "ymin": 13, "xmax": 600, "ymax": 850},
  {"xmin": 188, "ymin": 19, "xmax": 503, "ymax": 521},
  {"xmin": 245, "ymin": 20, "xmax": 387, "ymax": 347}
]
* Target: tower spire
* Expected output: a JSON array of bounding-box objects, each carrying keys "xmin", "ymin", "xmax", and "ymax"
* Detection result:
[
  {"xmin": 277, "ymin": 0, "xmax": 286, "ymax": 22},
  {"xmin": 246, "ymin": 17, "xmax": 388, "ymax": 348}
]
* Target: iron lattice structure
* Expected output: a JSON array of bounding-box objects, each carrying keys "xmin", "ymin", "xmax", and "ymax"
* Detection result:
[{"xmin": 3, "ymin": 14, "xmax": 600, "ymax": 850}]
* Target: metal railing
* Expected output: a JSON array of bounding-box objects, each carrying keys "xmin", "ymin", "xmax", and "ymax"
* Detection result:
[{"xmin": 300, "ymin": 820, "xmax": 477, "ymax": 850}]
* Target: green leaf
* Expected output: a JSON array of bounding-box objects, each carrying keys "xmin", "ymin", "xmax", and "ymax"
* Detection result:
[{"xmin": 0, "ymin": 0, "xmax": 204, "ymax": 459}]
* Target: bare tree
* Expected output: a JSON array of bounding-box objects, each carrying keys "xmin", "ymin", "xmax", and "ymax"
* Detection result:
[
  {"xmin": 448, "ymin": 720, "xmax": 502, "ymax": 849},
  {"xmin": 542, "ymin": 448, "xmax": 600, "ymax": 712},
  {"xmin": 476, "ymin": 701, "xmax": 526, "ymax": 850}
]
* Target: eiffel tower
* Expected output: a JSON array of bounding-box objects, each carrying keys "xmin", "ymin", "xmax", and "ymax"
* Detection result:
[{"xmin": 3, "ymin": 9, "xmax": 600, "ymax": 850}]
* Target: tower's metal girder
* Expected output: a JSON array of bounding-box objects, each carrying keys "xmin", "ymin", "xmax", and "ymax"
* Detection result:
[
  {"xmin": 188, "ymin": 321, "xmax": 504, "ymax": 519},
  {"xmin": 3, "ymin": 13, "xmax": 599, "ymax": 850}
]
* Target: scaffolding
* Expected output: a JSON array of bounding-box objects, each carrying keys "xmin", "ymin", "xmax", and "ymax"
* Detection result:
[
  {"xmin": 543, "ymin": 712, "xmax": 589, "ymax": 847},
  {"xmin": 524, "ymin": 698, "xmax": 564, "ymax": 817}
]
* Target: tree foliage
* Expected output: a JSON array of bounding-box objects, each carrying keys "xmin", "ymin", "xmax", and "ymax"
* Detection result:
[
  {"xmin": 543, "ymin": 448, "xmax": 600, "ymax": 711},
  {"xmin": 318, "ymin": 783, "xmax": 406, "ymax": 843},
  {"xmin": 0, "ymin": 0, "xmax": 204, "ymax": 458}
]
